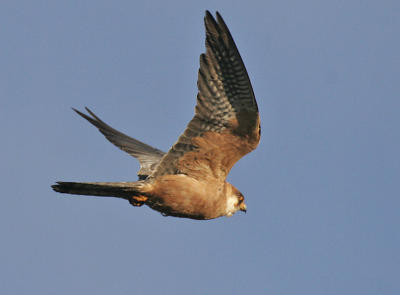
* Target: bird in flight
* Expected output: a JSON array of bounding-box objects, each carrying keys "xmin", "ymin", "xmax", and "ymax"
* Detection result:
[{"xmin": 52, "ymin": 11, "xmax": 260, "ymax": 220}]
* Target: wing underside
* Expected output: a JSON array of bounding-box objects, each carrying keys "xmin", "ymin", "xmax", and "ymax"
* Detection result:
[{"xmin": 74, "ymin": 107, "xmax": 165, "ymax": 179}]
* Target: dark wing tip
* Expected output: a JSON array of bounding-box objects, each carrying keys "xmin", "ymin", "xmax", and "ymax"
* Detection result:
[
  {"xmin": 205, "ymin": 10, "xmax": 222, "ymax": 18},
  {"xmin": 72, "ymin": 107, "xmax": 110, "ymax": 129},
  {"xmin": 72, "ymin": 107, "xmax": 86, "ymax": 120},
  {"xmin": 204, "ymin": 11, "xmax": 225, "ymax": 30},
  {"xmin": 72, "ymin": 107, "xmax": 99, "ymax": 126},
  {"xmin": 204, "ymin": 10, "xmax": 259, "ymax": 114},
  {"xmin": 215, "ymin": 11, "xmax": 225, "ymax": 25},
  {"xmin": 71, "ymin": 106, "xmax": 87, "ymax": 118},
  {"xmin": 204, "ymin": 11, "xmax": 219, "ymax": 34},
  {"xmin": 84, "ymin": 107, "xmax": 104, "ymax": 122}
]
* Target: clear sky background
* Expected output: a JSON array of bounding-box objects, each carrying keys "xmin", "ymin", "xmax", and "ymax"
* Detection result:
[{"xmin": 1, "ymin": 1, "xmax": 399, "ymax": 294}]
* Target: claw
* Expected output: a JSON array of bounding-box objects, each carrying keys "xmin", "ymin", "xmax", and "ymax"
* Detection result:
[{"xmin": 129, "ymin": 195, "xmax": 148, "ymax": 207}]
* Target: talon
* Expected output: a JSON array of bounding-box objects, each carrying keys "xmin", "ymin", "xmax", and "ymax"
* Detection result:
[
  {"xmin": 129, "ymin": 195, "xmax": 148, "ymax": 207},
  {"xmin": 134, "ymin": 195, "xmax": 148, "ymax": 202},
  {"xmin": 130, "ymin": 201, "xmax": 144, "ymax": 207}
]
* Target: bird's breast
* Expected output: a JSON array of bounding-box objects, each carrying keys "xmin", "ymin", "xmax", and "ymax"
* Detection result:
[{"xmin": 143, "ymin": 174, "xmax": 227, "ymax": 220}]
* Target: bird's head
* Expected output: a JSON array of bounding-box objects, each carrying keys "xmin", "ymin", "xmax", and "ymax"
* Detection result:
[{"xmin": 225, "ymin": 183, "xmax": 247, "ymax": 217}]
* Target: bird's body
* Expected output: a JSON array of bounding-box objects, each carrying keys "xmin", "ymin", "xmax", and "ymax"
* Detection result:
[
  {"xmin": 52, "ymin": 11, "xmax": 259, "ymax": 220},
  {"xmin": 140, "ymin": 175, "xmax": 240, "ymax": 220}
]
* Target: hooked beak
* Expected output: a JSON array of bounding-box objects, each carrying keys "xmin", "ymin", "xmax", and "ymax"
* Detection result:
[{"xmin": 239, "ymin": 203, "xmax": 247, "ymax": 213}]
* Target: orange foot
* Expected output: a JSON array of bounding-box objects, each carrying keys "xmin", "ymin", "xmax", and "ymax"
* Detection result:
[{"xmin": 129, "ymin": 195, "xmax": 148, "ymax": 207}]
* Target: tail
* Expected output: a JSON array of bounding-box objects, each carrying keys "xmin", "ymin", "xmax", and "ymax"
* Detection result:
[{"xmin": 52, "ymin": 181, "xmax": 145, "ymax": 200}]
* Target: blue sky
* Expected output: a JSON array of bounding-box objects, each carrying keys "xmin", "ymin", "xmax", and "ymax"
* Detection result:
[{"xmin": 1, "ymin": 1, "xmax": 399, "ymax": 294}]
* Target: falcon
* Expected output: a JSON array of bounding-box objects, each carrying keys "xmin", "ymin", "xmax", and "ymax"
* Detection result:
[{"xmin": 52, "ymin": 11, "xmax": 260, "ymax": 220}]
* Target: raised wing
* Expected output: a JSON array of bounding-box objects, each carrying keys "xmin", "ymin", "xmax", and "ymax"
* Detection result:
[
  {"xmin": 73, "ymin": 107, "xmax": 165, "ymax": 179},
  {"xmin": 150, "ymin": 11, "xmax": 260, "ymax": 181}
]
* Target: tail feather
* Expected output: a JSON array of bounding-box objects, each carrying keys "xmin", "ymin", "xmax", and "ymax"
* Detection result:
[{"xmin": 52, "ymin": 181, "xmax": 144, "ymax": 199}]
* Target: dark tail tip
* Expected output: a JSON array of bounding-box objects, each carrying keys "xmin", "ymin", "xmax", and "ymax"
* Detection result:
[{"xmin": 51, "ymin": 182, "xmax": 69, "ymax": 194}]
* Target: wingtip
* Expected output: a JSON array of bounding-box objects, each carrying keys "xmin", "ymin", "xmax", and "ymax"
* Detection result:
[
  {"xmin": 84, "ymin": 106, "xmax": 93, "ymax": 114},
  {"xmin": 84, "ymin": 107, "xmax": 103, "ymax": 122},
  {"xmin": 205, "ymin": 11, "xmax": 223, "ymax": 23},
  {"xmin": 71, "ymin": 106, "xmax": 102, "ymax": 123},
  {"xmin": 71, "ymin": 106, "xmax": 93, "ymax": 115},
  {"xmin": 71, "ymin": 107, "xmax": 84, "ymax": 116},
  {"xmin": 215, "ymin": 11, "xmax": 224, "ymax": 23},
  {"xmin": 204, "ymin": 11, "xmax": 219, "ymax": 35},
  {"xmin": 204, "ymin": 10, "xmax": 216, "ymax": 24}
]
